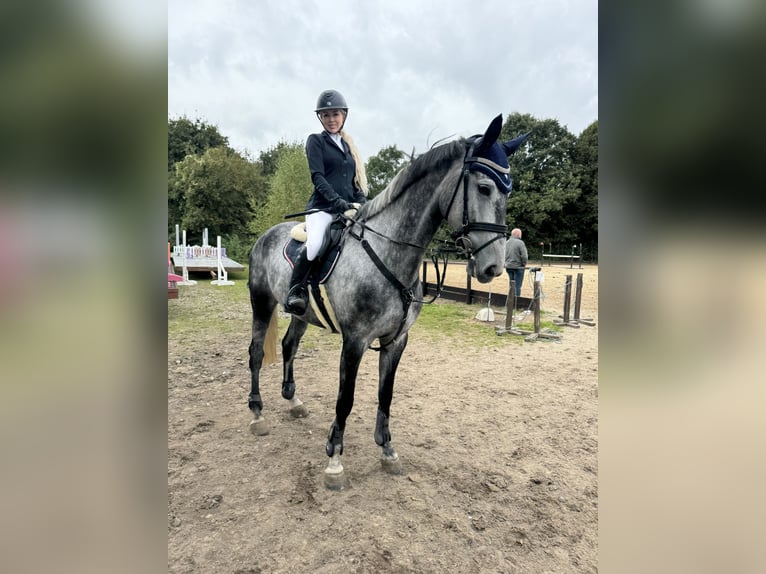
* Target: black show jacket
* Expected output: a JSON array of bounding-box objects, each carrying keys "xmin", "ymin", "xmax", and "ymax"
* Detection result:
[{"xmin": 305, "ymin": 131, "xmax": 366, "ymax": 213}]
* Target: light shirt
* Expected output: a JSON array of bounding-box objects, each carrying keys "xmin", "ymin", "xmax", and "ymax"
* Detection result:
[{"xmin": 329, "ymin": 132, "xmax": 344, "ymax": 151}]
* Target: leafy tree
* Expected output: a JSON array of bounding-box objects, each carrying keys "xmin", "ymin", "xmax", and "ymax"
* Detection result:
[
  {"xmin": 168, "ymin": 116, "xmax": 229, "ymax": 171},
  {"xmin": 168, "ymin": 117, "xmax": 231, "ymax": 230},
  {"xmin": 258, "ymin": 140, "xmax": 301, "ymax": 179},
  {"xmin": 171, "ymin": 147, "xmax": 261, "ymax": 243},
  {"xmin": 501, "ymin": 113, "xmax": 582, "ymax": 258},
  {"xmin": 250, "ymin": 144, "xmax": 313, "ymax": 237},
  {"xmin": 570, "ymin": 120, "xmax": 598, "ymax": 259},
  {"xmin": 365, "ymin": 145, "xmax": 407, "ymax": 198}
]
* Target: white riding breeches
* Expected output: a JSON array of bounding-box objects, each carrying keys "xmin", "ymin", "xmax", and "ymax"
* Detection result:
[{"xmin": 305, "ymin": 210, "xmax": 333, "ymax": 261}]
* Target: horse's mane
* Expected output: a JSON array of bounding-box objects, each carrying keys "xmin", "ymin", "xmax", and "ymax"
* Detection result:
[{"xmin": 359, "ymin": 139, "xmax": 466, "ymax": 220}]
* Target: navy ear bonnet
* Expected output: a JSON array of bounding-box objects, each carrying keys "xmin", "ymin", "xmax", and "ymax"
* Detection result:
[
  {"xmin": 467, "ymin": 114, "xmax": 531, "ymax": 194},
  {"xmin": 468, "ymin": 140, "xmax": 513, "ymax": 193}
]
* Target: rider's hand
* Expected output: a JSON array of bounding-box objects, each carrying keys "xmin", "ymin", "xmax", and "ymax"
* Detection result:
[
  {"xmin": 333, "ymin": 197, "xmax": 351, "ymax": 213},
  {"xmin": 343, "ymin": 203, "xmax": 360, "ymax": 218}
]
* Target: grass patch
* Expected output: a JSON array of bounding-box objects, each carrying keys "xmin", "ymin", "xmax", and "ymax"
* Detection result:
[
  {"xmin": 168, "ymin": 268, "xmax": 534, "ymax": 350},
  {"xmin": 410, "ymin": 300, "xmax": 506, "ymax": 347},
  {"xmin": 168, "ymin": 270, "xmax": 250, "ymax": 338},
  {"xmin": 514, "ymin": 320, "xmax": 562, "ymax": 332}
]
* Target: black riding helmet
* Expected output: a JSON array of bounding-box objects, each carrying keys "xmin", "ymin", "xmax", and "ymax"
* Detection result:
[
  {"xmin": 315, "ymin": 89, "xmax": 348, "ymax": 113},
  {"xmin": 315, "ymin": 89, "xmax": 348, "ymax": 131}
]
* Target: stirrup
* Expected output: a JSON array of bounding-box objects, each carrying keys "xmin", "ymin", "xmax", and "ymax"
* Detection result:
[{"xmin": 285, "ymin": 285, "xmax": 308, "ymax": 315}]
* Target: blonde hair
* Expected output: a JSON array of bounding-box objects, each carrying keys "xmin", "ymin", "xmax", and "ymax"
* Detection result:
[{"xmin": 341, "ymin": 130, "xmax": 368, "ymax": 196}]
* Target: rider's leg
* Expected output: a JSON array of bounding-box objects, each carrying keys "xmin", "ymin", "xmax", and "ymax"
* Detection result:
[{"xmin": 284, "ymin": 211, "xmax": 332, "ymax": 315}]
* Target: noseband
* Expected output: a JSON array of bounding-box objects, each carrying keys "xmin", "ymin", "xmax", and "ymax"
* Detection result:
[{"xmin": 444, "ymin": 139, "xmax": 508, "ymax": 258}]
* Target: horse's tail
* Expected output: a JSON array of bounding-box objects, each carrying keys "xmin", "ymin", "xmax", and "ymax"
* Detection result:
[{"xmin": 262, "ymin": 307, "xmax": 279, "ymax": 365}]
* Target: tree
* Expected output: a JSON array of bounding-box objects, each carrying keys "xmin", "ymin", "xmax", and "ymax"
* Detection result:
[
  {"xmin": 257, "ymin": 140, "xmax": 301, "ymax": 179},
  {"xmin": 365, "ymin": 145, "xmax": 407, "ymax": 199},
  {"xmin": 250, "ymin": 144, "xmax": 313, "ymax": 237},
  {"xmin": 168, "ymin": 116, "xmax": 229, "ymax": 171},
  {"xmin": 168, "ymin": 117, "xmax": 232, "ymax": 231},
  {"xmin": 500, "ymin": 113, "xmax": 581, "ymax": 255},
  {"xmin": 171, "ymin": 147, "xmax": 262, "ymax": 243},
  {"xmin": 570, "ymin": 121, "xmax": 598, "ymax": 259}
]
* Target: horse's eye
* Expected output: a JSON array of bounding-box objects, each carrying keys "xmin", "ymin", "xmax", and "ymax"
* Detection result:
[{"xmin": 478, "ymin": 182, "xmax": 492, "ymax": 196}]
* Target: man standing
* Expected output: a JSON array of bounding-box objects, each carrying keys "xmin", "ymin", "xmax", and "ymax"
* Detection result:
[{"xmin": 504, "ymin": 228, "xmax": 528, "ymax": 297}]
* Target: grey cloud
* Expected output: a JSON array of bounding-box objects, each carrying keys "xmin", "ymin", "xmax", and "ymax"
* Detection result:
[{"xmin": 169, "ymin": 0, "xmax": 597, "ymax": 159}]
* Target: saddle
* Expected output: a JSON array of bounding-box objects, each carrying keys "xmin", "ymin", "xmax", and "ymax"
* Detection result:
[
  {"xmin": 282, "ymin": 217, "xmax": 347, "ymax": 332},
  {"xmin": 283, "ymin": 217, "xmax": 346, "ymax": 281}
]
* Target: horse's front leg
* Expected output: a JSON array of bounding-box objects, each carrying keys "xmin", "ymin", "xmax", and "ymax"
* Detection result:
[
  {"xmin": 281, "ymin": 316, "xmax": 309, "ymax": 418},
  {"xmin": 324, "ymin": 338, "xmax": 366, "ymax": 490},
  {"xmin": 374, "ymin": 332, "xmax": 408, "ymax": 475}
]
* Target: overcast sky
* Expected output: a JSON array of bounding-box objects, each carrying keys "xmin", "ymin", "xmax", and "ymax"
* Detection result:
[{"xmin": 168, "ymin": 0, "xmax": 597, "ymax": 162}]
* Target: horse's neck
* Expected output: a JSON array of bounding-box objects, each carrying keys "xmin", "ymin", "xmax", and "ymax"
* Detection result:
[{"xmin": 363, "ymin": 170, "xmax": 452, "ymax": 280}]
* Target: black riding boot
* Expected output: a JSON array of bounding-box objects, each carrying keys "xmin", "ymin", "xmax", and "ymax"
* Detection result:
[{"xmin": 284, "ymin": 247, "xmax": 313, "ymax": 315}]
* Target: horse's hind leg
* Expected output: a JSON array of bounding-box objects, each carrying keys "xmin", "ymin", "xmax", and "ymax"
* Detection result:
[
  {"xmin": 374, "ymin": 332, "xmax": 408, "ymax": 475},
  {"xmin": 248, "ymin": 294, "xmax": 277, "ymax": 436},
  {"xmin": 281, "ymin": 317, "xmax": 309, "ymax": 418}
]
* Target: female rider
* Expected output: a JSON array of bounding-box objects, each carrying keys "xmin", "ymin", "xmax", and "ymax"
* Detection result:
[{"xmin": 285, "ymin": 89, "xmax": 368, "ymax": 314}]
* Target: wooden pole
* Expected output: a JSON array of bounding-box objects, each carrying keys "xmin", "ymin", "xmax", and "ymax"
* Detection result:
[
  {"xmin": 505, "ymin": 280, "xmax": 516, "ymax": 330},
  {"xmin": 466, "ymin": 273, "xmax": 472, "ymax": 305},
  {"xmin": 555, "ymin": 274, "xmax": 580, "ymax": 328},
  {"xmin": 572, "ymin": 270, "xmax": 596, "ymax": 326},
  {"xmin": 533, "ymin": 280, "xmax": 541, "ymax": 334},
  {"xmin": 574, "ymin": 273, "xmax": 583, "ymax": 322},
  {"xmin": 498, "ymin": 278, "xmax": 560, "ymax": 340}
]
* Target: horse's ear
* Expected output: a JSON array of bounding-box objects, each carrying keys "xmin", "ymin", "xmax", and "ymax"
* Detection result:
[
  {"xmin": 474, "ymin": 114, "xmax": 504, "ymax": 155},
  {"xmin": 501, "ymin": 130, "xmax": 532, "ymax": 156}
]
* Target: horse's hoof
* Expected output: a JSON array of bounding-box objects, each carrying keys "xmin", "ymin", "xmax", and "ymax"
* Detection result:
[
  {"xmin": 324, "ymin": 454, "xmax": 349, "ymax": 490},
  {"xmin": 288, "ymin": 398, "xmax": 309, "ymax": 418},
  {"xmin": 324, "ymin": 471, "xmax": 350, "ymax": 491},
  {"xmin": 380, "ymin": 451, "xmax": 402, "ymax": 475},
  {"xmin": 249, "ymin": 418, "xmax": 269, "ymax": 436}
]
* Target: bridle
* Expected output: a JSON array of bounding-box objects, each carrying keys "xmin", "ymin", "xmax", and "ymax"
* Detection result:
[{"xmin": 443, "ymin": 136, "xmax": 508, "ymax": 261}]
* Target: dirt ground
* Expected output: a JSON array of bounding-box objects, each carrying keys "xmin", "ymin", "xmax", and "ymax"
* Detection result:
[{"xmin": 168, "ymin": 262, "xmax": 598, "ymax": 573}]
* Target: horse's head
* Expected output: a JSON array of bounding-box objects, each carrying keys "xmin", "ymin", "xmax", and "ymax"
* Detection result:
[{"xmin": 444, "ymin": 114, "xmax": 531, "ymax": 283}]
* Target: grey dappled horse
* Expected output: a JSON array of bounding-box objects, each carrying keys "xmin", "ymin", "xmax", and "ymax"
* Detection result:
[{"xmin": 247, "ymin": 115, "xmax": 528, "ymax": 488}]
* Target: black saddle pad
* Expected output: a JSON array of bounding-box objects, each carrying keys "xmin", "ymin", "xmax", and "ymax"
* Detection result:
[{"xmin": 283, "ymin": 240, "xmax": 342, "ymax": 284}]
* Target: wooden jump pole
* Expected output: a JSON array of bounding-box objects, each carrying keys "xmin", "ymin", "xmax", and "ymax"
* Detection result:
[
  {"xmin": 496, "ymin": 280, "xmax": 526, "ymax": 336},
  {"xmin": 563, "ymin": 275, "xmax": 572, "ymax": 322},
  {"xmin": 211, "ymin": 235, "xmax": 234, "ymax": 286},
  {"xmin": 178, "ymin": 229, "xmax": 197, "ymax": 286},
  {"xmin": 573, "ymin": 273, "xmax": 583, "ymax": 321},
  {"xmin": 522, "ymin": 280, "xmax": 560, "ymax": 341},
  {"xmin": 497, "ymin": 279, "xmax": 559, "ymax": 341},
  {"xmin": 504, "ymin": 280, "xmax": 517, "ymax": 330},
  {"xmin": 572, "ymin": 272, "xmax": 596, "ymax": 326},
  {"xmin": 555, "ymin": 274, "xmax": 579, "ymax": 328}
]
